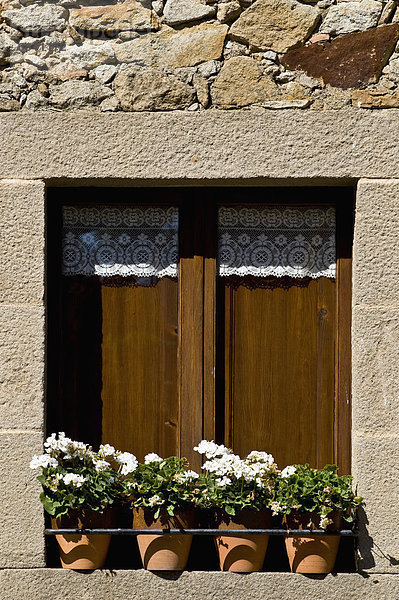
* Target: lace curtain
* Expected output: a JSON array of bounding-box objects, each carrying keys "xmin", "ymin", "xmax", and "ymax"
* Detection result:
[
  {"xmin": 62, "ymin": 206, "xmax": 179, "ymax": 278},
  {"xmin": 218, "ymin": 206, "xmax": 336, "ymax": 279}
]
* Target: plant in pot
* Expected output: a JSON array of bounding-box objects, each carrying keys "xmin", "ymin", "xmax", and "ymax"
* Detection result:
[
  {"xmin": 194, "ymin": 440, "xmax": 280, "ymax": 573},
  {"xmin": 123, "ymin": 453, "xmax": 200, "ymax": 571},
  {"xmin": 30, "ymin": 433, "xmax": 134, "ymax": 570},
  {"xmin": 272, "ymin": 463, "xmax": 363, "ymax": 574}
]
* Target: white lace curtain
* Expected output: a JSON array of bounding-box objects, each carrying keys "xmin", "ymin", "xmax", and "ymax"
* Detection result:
[
  {"xmin": 62, "ymin": 206, "xmax": 179, "ymax": 278},
  {"xmin": 218, "ymin": 206, "xmax": 336, "ymax": 279},
  {"xmin": 62, "ymin": 205, "xmax": 335, "ymax": 281}
]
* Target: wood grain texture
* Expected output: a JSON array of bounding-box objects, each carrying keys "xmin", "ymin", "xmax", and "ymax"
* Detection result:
[
  {"xmin": 101, "ymin": 279, "xmax": 178, "ymax": 460},
  {"xmin": 223, "ymin": 277, "xmax": 336, "ymax": 469}
]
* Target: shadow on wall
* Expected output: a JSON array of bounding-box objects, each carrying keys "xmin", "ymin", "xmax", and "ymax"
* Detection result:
[{"xmin": 356, "ymin": 506, "xmax": 399, "ymax": 572}]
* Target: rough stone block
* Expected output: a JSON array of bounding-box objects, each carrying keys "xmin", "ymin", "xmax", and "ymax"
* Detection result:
[
  {"xmin": 352, "ymin": 89, "xmax": 399, "ymax": 108},
  {"xmin": 70, "ymin": 1, "xmax": 159, "ymax": 35},
  {"xmin": 353, "ymin": 437, "xmax": 399, "ymax": 573},
  {"xmin": 352, "ymin": 307, "xmax": 399, "ymax": 435},
  {"xmin": 282, "ymin": 24, "xmax": 399, "ymax": 90},
  {"xmin": 229, "ymin": 0, "xmax": 320, "ymax": 53},
  {"xmin": 0, "ymin": 179, "xmax": 44, "ymax": 305},
  {"xmin": 112, "ymin": 22, "xmax": 228, "ymax": 68},
  {"xmin": 0, "ymin": 432, "xmax": 45, "ymax": 568},
  {"xmin": 211, "ymin": 56, "xmax": 279, "ymax": 108},
  {"xmin": 320, "ymin": 0, "xmax": 382, "ymax": 35},
  {"xmin": 0, "ymin": 304, "xmax": 44, "ymax": 430},
  {"xmin": 353, "ymin": 179, "xmax": 399, "ymax": 305}
]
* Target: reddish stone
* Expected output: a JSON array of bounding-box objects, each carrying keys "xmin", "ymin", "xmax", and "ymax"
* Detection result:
[
  {"xmin": 281, "ymin": 24, "xmax": 399, "ymax": 89},
  {"xmin": 308, "ymin": 33, "xmax": 330, "ymax": 44}
]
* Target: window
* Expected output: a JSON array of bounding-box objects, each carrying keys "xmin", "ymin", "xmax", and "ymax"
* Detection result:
[{"xmin": 47, "ymin": 186, "xmax": 353, "ymax": 478}]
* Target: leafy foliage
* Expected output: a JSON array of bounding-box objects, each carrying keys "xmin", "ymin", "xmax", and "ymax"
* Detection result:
[
  {"xmin": 273, "ymin": 464, "xmax": 363, "ymax": 525},
  {"xmin": 125, "ymin": 455, "xmax": 200, "ymax": 519}
]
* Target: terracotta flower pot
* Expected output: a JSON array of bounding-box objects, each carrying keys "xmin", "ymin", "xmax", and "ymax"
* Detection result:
[
  {"xmin": 132, "ymin": 507, "xmax": 197, "ymax": 570},
  {"xmin": 214, "ymin": 509, "xmax": 271, "ymax": 572},
  {"xmin": 51, "ymin": 509, "xmax": 113, "ymax": 570},
  {"xmin": 284, "ymin": 512, "xmax": 343, "ymax": 574}
]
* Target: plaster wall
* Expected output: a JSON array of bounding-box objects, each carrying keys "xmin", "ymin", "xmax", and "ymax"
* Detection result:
[{"xmin": 0, "ymin": 111, "xmax": 398, "ymax": 598}]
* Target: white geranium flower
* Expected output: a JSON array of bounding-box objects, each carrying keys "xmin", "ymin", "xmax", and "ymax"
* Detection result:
[
  {"xmin": 193, "ymin": 440, "xmax": 231, "ymax": 460},
  {"xmin": 115, "ymin": 451, "xmax": 138, "ymax": 475},
  {"xmin": 173, "ymin": 470, "xmax": 199, "ymax": 483},
  {"xmin": 148, "ymin": 494, "xmax": 163, "ymax": 507},
  {"xmin": 270, "ymin": 501, "xmax": 285, "ymax": 516},
  {"xmin": 93, "ymin": 458, "xmax": 110, "ymax": 472},
  {"xmin": 215, "ymin": 476, "xmax": 232, "ymax": 487},
  {"xmin": 30, "ymin": 454, "xmax": 59, "ymax": 469},
  {"xmin": 144, "ymin": 453, "xmax": 163, "ymax": 464},
  {"xmin": 98, "ymin": 444, "xmax": 116, "ymax": 458},
  {"xmin": 246, "ymin": 451, "xmax": 275, "ymax": 466},
  {"xmin": 62, "ymin": 473, "xmax": 86, "ymax": 488},
  {"xmin": 281, "ymin": 465, "xmax": 296, "ymax": 478},
  {"xmin": 319, "ymin": 515, "xmax": 333, "ymax": 530}
]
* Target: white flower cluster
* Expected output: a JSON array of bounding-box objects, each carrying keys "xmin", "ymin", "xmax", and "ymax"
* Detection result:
[
  {"xmin": 115, "ymin": 451, "xmax": 138, "ymax": 476},
  {"xmin": 144, "ymin": 453, "xmax": 163, "ymax": 464},
  {"xmin": 319, "ymin": 515, "xmax": 333, "ymax": 530},
  {"xmin": 98, "ymin": 444, "xmax": 117, "ymax": 459},
  {"xmin": 193, "ymin": 440, "xmax": 231, "ymax": 460},
  {"xmin": 196, "ymin": 441, "xmax": 277, "ymax": 487},
  {"xmin": 62, "ymin": 473, "xmax": 86, "ymax": 488},
  {"xmin": 44, "ymin": 432, "xmax": 95, "ymax": 463},
  {"xmin": 270, "ymin": 501, "xmax": 286, "ymax": 516},
  {"xmin": 148, "ymin": 494, "xmax": 163, "ymax": 507},
  {"xmin": 281, "ymin": 465, "xmax": 296, "ymax": 478},
  {"xmin": 172, "ymin": 470, "xmax": 199, "ymax": 484},
  {"xmin": 29, "ymin": 454, "xmax": 59, "ymax": 470}
]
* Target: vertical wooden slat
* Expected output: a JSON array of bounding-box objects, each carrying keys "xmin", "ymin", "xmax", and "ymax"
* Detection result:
[
  {"xmin": 203, "ymin": 198, "xmax": 217, "ymax": 444},
  {"xmin": 334, "ymin": 193, "xmax": 354, "ymax": 475},
  {"xmin": 179, "ymin": 199, "xmax": 204, "ymax": 471}
]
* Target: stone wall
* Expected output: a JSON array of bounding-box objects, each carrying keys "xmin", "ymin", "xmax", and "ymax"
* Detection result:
[{"xmin": 1, "ymin": 0, "xmax": 399, "ymax": 110}]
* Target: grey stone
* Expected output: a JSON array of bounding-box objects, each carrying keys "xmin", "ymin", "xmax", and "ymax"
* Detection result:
[
  {"xmin": 223, "ymin": 40, "xmax": 249, "ymax": 59},
  {"xmin": 24, "ymin": 89, "xmax": 49, "ymax": 109},
  {"xmin": 217, "ymin": 1, "xmax": 242, "ymax": 23},
  {"xmin": 320, "ymin": 0, "xmax": 382, "ymax": 35},
  {"xmin": 378, "ymin": 0, "xmax": 397, "ymax": 25},
  {"xmin": 163, "ymin": 0, "xmax": 215, "ymax": 25},
  {"xmin": 61, "ymin": 42, "xmax": 116, "ymax": 70},
  {"xmin": 229, "ymin": 0, "xmax": 320, "ymax": 52},
  {"xmin": 152, "ymin": 0, "xmax": 164, "ymax": 15},
  {"xmin": 197, "ymin": 59, "xmax": 222, "ymax": 77},
  {"xmin": 100, "ymin": 95, "xmax": 120, "ymax": 111},
  {"xmin": 2, "ymin": 5, "xmax": 67, "ymax": 35},
  {"xmin": 0, "ymin": 32, "xmax": 18, "ymax": 65},
  {"xmin": 192, "ymin": 72, "xmax": 209, "ymax": 106},
  {"xmin": 24, "ymin": 54, "xmax": 46, "ymax": 69},
  {"xmin": 113, "ymin": 23, "xmax": 228, "ymax": 68},
  {"xmin": 49, "ymin": 80, "xmax": 113, "ymax": 108},
  {"xmin": 93, "ymin": 63, "xmax": 118, "ymax": 83},
  {"xmin": 0, "ymin": 96, "xmax": 20, "ymax": 110},
  {"xmin": 211, "ymin": 56, "xmax": 280, "ymax": 107},
  {"xmin": 263, "ymin": 98, "xmax": 311, "ymax": 108},
  {"xmin": 263, "ymin": 50, "xmax": 278, "ymax": 62},
  {"xmin": 114, "ymin": 66, "xmax": 196, "ymax": 110}
]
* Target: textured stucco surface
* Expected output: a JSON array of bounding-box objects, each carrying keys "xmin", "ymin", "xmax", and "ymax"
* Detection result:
[
  {"xmin": 352, "ymin": 179, "xmax": 399, "ymax": 575},
  {"xmin": 0, "ymin": 570, "xmax": 398, "ymax": 600},
  {"xmin": 0, "ymin": 180, "xmax": 45, "ymax": 305},
  {"xmin": 0, "ymin": 110, "xmax": 398, "ymax": 182},
  {"xmin": 0, "ymin": 432, "xmax": 45, "ymax": 568},
  {"xmin": 0, "ymin": 180, "xmax": 45, "ymax": 430}
]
